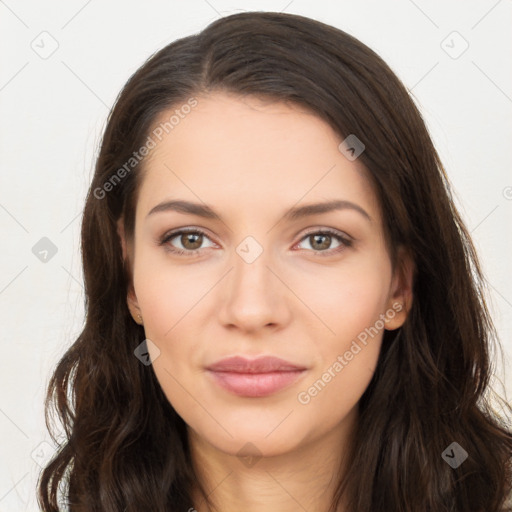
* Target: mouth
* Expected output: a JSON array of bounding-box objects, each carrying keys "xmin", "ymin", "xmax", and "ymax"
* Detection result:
[{"xmin": 206, "ymin": 356, "xmax": 307, "ymax": 398}]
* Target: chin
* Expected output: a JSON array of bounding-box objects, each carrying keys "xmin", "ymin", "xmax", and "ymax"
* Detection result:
[{"xmin": 189, "ymin": 417, "xmax": 311, "ymax": 459}]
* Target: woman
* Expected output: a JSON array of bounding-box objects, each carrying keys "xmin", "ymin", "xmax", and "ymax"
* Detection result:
[{"xmin": 37, "ymin": 11, "xmax": 512, "ymax": 512}]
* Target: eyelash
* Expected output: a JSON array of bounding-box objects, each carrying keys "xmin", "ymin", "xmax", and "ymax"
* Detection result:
[{"xmin": 158, "ymin": 227, "xmax": 353, "ymax": 257}]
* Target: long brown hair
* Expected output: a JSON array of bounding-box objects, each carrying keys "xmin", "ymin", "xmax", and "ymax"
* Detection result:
[{"xmin": 37, "ymin": 11, "xmax": 512, "ymax": 511}]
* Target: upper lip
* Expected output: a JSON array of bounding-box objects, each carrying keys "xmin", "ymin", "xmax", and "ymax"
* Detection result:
[{"xmin": 206, "ymin": 356, "xmax": 306, "ymax": 374}]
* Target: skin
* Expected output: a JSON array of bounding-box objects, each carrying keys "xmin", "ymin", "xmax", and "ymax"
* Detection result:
[{"xmin": 118, "ymin": 91, "xmax": 414, "ymax": 512}]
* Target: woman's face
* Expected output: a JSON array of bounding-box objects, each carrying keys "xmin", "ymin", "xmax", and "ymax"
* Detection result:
[{"xmin": 121, "ymin": 92, "xmax": 411, "ymax": 459}]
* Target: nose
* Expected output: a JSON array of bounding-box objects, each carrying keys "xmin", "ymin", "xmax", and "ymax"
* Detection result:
[{"xmin": 217, "ymin": 242, "xmax": 292, "ymax": 333}]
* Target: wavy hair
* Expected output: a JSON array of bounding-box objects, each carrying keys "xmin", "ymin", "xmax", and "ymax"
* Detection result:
[{"xmin": 37, "ymin": 11, "xmax": 512, "ymax": 511}]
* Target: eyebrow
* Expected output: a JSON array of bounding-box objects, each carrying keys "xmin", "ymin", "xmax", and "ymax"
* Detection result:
[{"xmin": 146, "ymin": 199, "xmax": 371, "ymax": 222}]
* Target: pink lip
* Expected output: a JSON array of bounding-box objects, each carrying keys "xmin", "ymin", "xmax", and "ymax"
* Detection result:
[{"xmin": 206, "ymin": 356, "xmax": 307, "ymax": 397}]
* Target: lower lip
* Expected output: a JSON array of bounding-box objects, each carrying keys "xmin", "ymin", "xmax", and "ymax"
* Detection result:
[{"xmin": 207, "ymin": 370, "xmax": 306, "ymax": 397}]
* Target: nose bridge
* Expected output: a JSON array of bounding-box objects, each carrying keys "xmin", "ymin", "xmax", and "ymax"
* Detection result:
[{"xmin": 233, "ymin": 234, "xmax": 272, "ymax": 291}]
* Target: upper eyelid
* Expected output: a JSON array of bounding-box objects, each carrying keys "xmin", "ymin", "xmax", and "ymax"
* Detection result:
[{"xmin": 162, "ymin": 226, "xmax": 216, "ymax": 243}]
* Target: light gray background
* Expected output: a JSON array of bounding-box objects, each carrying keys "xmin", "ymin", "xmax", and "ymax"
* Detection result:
[{"xmin": 1, "ymin": 1, "xmax": 511, "ymax": 509}]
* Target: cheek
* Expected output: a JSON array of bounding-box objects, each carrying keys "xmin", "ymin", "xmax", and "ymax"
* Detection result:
[
  {"xmin": 132, "ymin": 251, "xmax": 222, "ymax": 419},
  {"xmin": 293, "ymin": 254, "xmax": 391, "ymax": 412},
  {"xmin": 133, "ymin": 260, "xmax": 206, "ymax": 418},
  {"xmin": 296, "ymin": 336, "xmax": 382, "ymax": 438},
  {"xmin": 133, "ymin": 249, "xmax": 215, "ymax": 343},
  {"xmin": 293, "ymin": 253, "xmax": 391, "ymax": 347}
]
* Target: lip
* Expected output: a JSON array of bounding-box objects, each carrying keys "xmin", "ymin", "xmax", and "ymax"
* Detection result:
[{"xmin": 206, "ymin": 356, "xmax": 307, "ymax": 397}]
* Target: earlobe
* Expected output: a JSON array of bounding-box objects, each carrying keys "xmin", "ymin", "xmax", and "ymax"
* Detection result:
[
  {"xmin": 127, "ymin": 292, "xmax": 144, "ymax": 325},
  {"xmin": 384, "ymin": 301, "xmax": 408, "ymax": 331},
  {"xmin": 384, "ymin": 248, "xmax": 415, "ymax": 331}
]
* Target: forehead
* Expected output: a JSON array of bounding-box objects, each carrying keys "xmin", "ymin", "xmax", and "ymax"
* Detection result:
[{"xmin": 137, "ymin": 92, "xmax": 379, "ymax": 220}]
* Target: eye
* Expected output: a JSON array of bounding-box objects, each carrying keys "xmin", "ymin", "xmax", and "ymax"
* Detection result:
[
  {"xmin": 158, "ymin": 227, "xmax": 353, "ymax": 257},
  {"xmin": 295, "ymin": 228, "xmax": 353, "ymax": 255},
  {"xmin": 159, "ymin": 228, "xmax": 216, "ymax": 256}
]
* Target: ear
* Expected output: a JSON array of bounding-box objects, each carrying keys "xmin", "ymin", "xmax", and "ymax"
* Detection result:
[
  {"xmin": 117, "ymin": 217, "xmax": 143, "ymax": 325},
  {"xmin": 384, "ymin": 246, "xmax": 415, "ymax": 331}
]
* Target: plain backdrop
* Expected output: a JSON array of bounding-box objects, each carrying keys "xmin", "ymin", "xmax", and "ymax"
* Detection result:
[{"xmin": 1, "ymin": 1, "xmax": 511, "ymax": 509}]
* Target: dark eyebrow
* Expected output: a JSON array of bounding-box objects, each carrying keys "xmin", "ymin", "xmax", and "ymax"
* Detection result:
[
  {"xmin": 146, "ymin": 199, "xmax": 371, "ymax": 222},
  {"xmin": 146, "ymin": 200, "xmax": 222, "ymax": 220}
]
